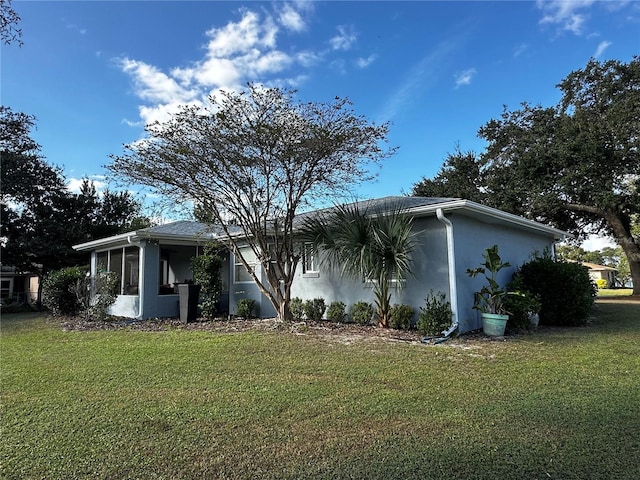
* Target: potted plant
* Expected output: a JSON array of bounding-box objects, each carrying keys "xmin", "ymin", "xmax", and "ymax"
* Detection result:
[{"xmin": 466, "ymin": 245, "xmax": 511, "ymax": 336}]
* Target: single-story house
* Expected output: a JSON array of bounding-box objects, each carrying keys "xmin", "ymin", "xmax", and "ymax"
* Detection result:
[
  {"xmin": 73, "ymin": 196, "xmax": 569, "ymax": 333},
  {"xmin": 0, "ymin": 266, "xmax": 39, "ymax": 306},
  {"xmin": 580, "ymin": 261, "xmax": 617, "ymax": 287}
]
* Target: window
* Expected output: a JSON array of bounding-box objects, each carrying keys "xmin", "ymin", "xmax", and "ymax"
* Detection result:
[
  {"xmin": 97, "ymin": 246, "xmax": 139, "ymax": 295},
  {"xmin": 234, "ymin": 247, "xmax": 257, "ymax": 283},
  {"xmin": 0, "ymin": 279, "xmax": 12, "ymax": 300},
  {"xmin": 302, "ymin": 242, "xmax": 318, "ymax": 274}
]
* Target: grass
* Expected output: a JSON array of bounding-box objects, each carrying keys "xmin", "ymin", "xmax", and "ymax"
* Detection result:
[
  {"xmin": 597, "ymin": 288, "xmax": 634, "ymax": 297},
  {"xmin": 2, "ymin": 300, "xmax": 639, "ymax": 479}
]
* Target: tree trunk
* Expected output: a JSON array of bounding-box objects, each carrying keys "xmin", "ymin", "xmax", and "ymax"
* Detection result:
[
  {"xmin": 603, "ymin": 212, "xmax": 640, "ymax": 296},
  {"xmin": 566, "ymin": 205, "xmax": 640, "ymax": 296}
]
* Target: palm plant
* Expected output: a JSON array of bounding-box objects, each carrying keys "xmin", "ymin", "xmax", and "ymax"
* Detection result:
[{"xmin": 301, "ymin": 201, "xmax": 416, "ymax": 327}]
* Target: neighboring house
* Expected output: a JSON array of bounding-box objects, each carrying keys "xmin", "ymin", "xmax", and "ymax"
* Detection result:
[
  {"xmin": 580, "ymin": 261, "xmax": 617, "ymax": 287},
  {"xmin": 0, "ymin": 266, "xmax": 39, "ymax": 306},
  {"xmin": 73, "ymin": 197, "xmax": 568, "ymax": 334}
]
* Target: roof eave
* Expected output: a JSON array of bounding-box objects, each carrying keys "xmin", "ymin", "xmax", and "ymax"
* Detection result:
[{"xmin": 408, "ymin": 199, "xmax": 571, "ymax": 240}]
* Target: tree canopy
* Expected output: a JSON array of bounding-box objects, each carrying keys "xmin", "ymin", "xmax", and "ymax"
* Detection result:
[
  {"xmin": 413, "ymin": 57, "xmax": 640, "ymax": 295},
  {"xmin": 0, "ymin": 0, "xmax": 22, "ymax": 46},
  {"xmin": 109, "ymin": 83, "xmax": 395, "ymax": 321},
  {"xmin": 1, "ymin": 107, "xmax": 148, "ymax": 306}
]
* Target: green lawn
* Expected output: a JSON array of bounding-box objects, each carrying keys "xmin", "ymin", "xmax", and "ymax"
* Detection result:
[
  {"xmin": 597, "ymin": 288, "xmax": 634, "ymax": 297},
  {"xmin": 2, "ymin": 301, "xmax": 639, "ymax": 479}
]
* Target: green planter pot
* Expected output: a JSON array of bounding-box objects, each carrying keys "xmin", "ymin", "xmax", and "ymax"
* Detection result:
[{"xmin": 482, "ymin": 313, "xmax": 508, "ymax": 336}]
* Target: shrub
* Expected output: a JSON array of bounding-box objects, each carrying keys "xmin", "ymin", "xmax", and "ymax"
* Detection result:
[
  {"xmin": 504, "ymin": 290, "xmax": 541, "ymax": 330},
  {"xmin": 388, "ymin": 304, "xmax": 414, "ymax": 330},
  {"xmin": 303, "ymin": 298, "xmax": 326, "ymax": 321},
  {"xmin": 416, "ymin": 291, "xmax": 452, "ymax": 336},
  {"xmin": 595, "ymin": 278, "xmax": 608, "ymax": 289},
  {"xmin": 514, "ymin": 256, "xmax": 597, "ymax": 326},
  {"xmin": 191, "ymin": 243, "xmax": 224, "ymax": 318},
  {"xmin": 236, "ymin": 299, "xmax": 256, "ymax": 318},
  {"xmin": 42, "ymin": 267, "xmax": 86, "ymax": 316},
  {"xmin": 73, "ymin": 272, "xmax": 120, "ymax": 321},
  {"xmin": 326, "ymin": 301, "xmax": 346, "ymax": 323},
  {"xmin": 290, "ymin": 297, "xmax": 304, "ymax": 319},
  {"xmin": 350, "ymin": 301, "xmax": 374, "ymax": 325}
]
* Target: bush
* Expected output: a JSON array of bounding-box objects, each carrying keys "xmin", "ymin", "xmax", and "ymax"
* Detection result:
[
  {"xmin": 388, "ymin": 304, "xmax": 414, "ymax": 330},
  {"xmin": 326, "ymin": 301, "xmax": 346, "ymax": 323},
  {"xmin": 303, "ymin": 298, "xmax": 326, "ymax": 321},
  {"xmin": 236, "ymin": 298, "xmax": 256, "ymax": 318},
  {"xmin": 42, "ymin": 267, "xmax": 86, "ymax": 316},
  {"xmin": 191, "ymin": 243, "xmax": 224, "ymax": 318},
  {"xmin": 74, "ymin": 272, "xmax": 119, "ymax": 321},
  {"xmin": 514, "ymin": 256, "xmax": 597, "ymax": 326},
  {"xmin": 416, "ymin": 291, "xmax": 452, "ymax": 336},
  {"xmin": 504, "ymin": 290, "xmax": 541, "ymax": 330},
  {"xmin": 596, "ymin": 278, "xmax": 608, "ymax": 289},
  {"xmin": 350, "ymin": 301, "xmax": 374, "ymax": 325},
  {"xmin": 290, "ymin": 297, "xmax": 304, "ymax": 319}
]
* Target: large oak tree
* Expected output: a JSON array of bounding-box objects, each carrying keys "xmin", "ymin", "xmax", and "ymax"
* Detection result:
[
  {"xmin": 414, "ymin": 58, "xmax": 640, "ymax": 295},
  {"xmin": 109, "ymin": 84, "xmax": 394, "ymax": 321}
]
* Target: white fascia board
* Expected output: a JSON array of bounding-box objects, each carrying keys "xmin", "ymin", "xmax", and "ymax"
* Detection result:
[
  {"xmin": 408, "ymin": 199, "xmax": 571, "ymax": 240},
  {"xmin": 73, "ymin": 232, "xmax": 138, "ymax": 251}
]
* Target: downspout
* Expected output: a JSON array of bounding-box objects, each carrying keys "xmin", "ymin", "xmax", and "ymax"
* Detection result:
[
  {"xmin": 436, "ymin": 208, "xmax": 459, "ymax": 336},
  {"xmin": 128, "ymin": 236, "xmax": 144, "ymax": 319}
]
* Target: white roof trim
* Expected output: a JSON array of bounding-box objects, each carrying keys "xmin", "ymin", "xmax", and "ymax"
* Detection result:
[{"xmin": 408, "ymin": 199, "xmax": 571, "ymax": 240}]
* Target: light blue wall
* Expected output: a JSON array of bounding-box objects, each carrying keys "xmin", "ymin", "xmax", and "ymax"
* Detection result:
[
  {"xmin": 451, "ymin": 213, "xmax": 556, "ymax": 332},
  {"xmin": 289, "ymin": 216, "xmax": 451, "ymax": 323}
]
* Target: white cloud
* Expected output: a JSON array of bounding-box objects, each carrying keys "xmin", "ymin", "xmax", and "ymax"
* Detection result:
[
  {"xmin": 594, "ymin": 40, "xmax": 612, "ymax": 58},
  {"xmin": 278, "ymin": 3, "xmax": 306, "ymax": 32},
  {"xmin": 67, "ymin": 176, "xmax": 107, "ymax": 194},
  {"xmin": 356, "ymin": 54, "xmax": 378, "ymax": 68},
  {"xmin": 513, "ymin": 43, "xmax": 528, "ymax": 58},
  {"xmin": 330, "ymin": 25, "xmax": 357, "ymax": 51},
  {"xmin": 454, "ymin": 68, "xmax": 477, "ymax": 88},
  {"xmin": 536, "ymin": 0, "xmax": 597, "ymax": 35},
  {"xmin": 205, "ymin": 10, "xmax": 277, "ymax": 57},
  {"xmin": 116, "ymin": 4, "xmax": 361, "ymax": 129},
  {"xmin": 119, "ymin": 57, "xmax": 199, "ymax": 104},
  {"xmin": 581, "ymin": 234, "xmax": 617, "ymax": 251}
]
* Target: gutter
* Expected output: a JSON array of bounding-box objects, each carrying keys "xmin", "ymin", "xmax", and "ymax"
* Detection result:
[{"xmin": 435, "ymin": 208, "xmax": 459, "ymax": 337}]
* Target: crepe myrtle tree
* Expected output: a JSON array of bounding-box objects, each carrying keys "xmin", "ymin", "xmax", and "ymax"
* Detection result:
[{"xmin": 109, "ymin": 84, "xmax": 395, "ymax": 321}]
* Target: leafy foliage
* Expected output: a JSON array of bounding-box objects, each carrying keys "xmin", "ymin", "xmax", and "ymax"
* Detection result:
[
  {"xmin": 42, "ymin": 267, "xmax": 86, "ymax": 316},
  {"xmin": 349, "ymin": 301, "xmax": 374, "ymax": 325},
  {"xmin": 191, "ymin": 243, "xmax": 224, "ymax": 318},
  {"xmin": 413, "ymin": 58, "xmax": 640, "ymax": 295},
  {"xmin": 326, "ymin": 301, "xmax": 346, "ymax": 323},
  {"xmin": 416, "ymin": 291, "xmax": 453, "ymax": 336},
  {"xmin": 303, "ymin": 298, "xmax": 326, "ymax": 322},
  {"xmin": 504, "ymin": 288, "xmax": 541, "ymax": 330},
  {"xmin": 513, "ymin": 256, "xmax": 597, "ymax": 327},
  {"xmin": 110, "ymin": 84, "xmax": 395, "ymax": 322},
  {"xmin": 1, "ymin": 109, "xmax": 148, "ymax": 307},
  {"xmin": 466, "ymin": 245, "xmax": 511, "ymax": 314},
  {"xmin": 301, "ymin": 201, "xmax": 416, "ymax": 327},
  {"xmin": 0, "ymin": 0, "xmax": 22, "ymax": 46},
  {"xmin": 235, "ymin": 299, "xmax": 256, "ymax": 319},
  {"xmin": 388, "ymin": 304, "xmax": 414, "ymax": 330},
  {"xmin": 73, "ymin": 272, "xmax": 119, "ymax": 321},
  {"xmin": 290, "ymin": 297, "xmax": 304, "ymax": 319},
  {"xmin": 412, "ymin": 147, "xmax": 486, "ymax": 202}
]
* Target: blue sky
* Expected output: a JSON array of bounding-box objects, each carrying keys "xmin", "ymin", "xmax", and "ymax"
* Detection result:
[{"xmin": 3, "ymin": 0, "xmax": 638, "ymax": 217}]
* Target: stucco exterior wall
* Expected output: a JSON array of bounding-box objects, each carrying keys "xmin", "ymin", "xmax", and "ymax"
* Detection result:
[
  {"xmin": 289, "ymin": 216, "xmax": 451, "ymax": 324},
  {"xmin": 450, "ymin": 213, "xmax": 556, "ymax": 332}
]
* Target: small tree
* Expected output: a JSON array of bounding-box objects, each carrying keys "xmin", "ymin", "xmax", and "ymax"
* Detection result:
[
  {"xmin": 110, "ymin": 84, "xmax": 395, "ymax": 322},
  {"xmin": 301, "ymin": 201, "xmax": 416, "ymax": 327},
  {"xmin": 191, "ymin": 243, "xmax": 224, "ymax": 318}
]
